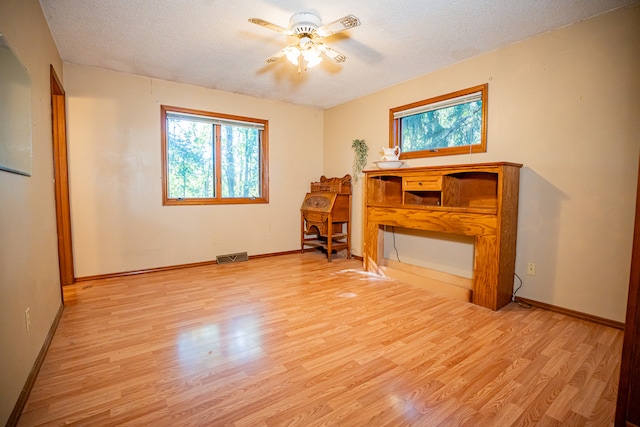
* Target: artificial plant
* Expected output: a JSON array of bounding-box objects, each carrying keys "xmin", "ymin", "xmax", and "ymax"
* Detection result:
[{"xmin": 351, "ymin": 139, "xmax": 368, "ymax": 182}]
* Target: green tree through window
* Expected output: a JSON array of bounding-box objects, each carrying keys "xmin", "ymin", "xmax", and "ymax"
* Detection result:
[
  {"xmin": 167, "ymin": 117, "xmax": 214, "ymax": 198},
  {"xmin": 162, "ymin": 106, "xmax": 268, "ymax": 205},
  {"xmin": 400, "ymin": 102, "xmax": 482, "ymax": 152},
  {"xmin": 220, "ymin": 125, "xmax": 261, "ymax": 198},
  {"xmin": 390, "ymin": 84, "xmax": 488, "ymax": 159}
]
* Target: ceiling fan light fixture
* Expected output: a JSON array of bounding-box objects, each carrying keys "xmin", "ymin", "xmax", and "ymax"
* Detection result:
[
  {"xmin": 302, "ymin": 45, "xmax": 322, "ymax": 68},
  {"xmin": 285, "ymin": 43, "xmax": 322, "ymax": 71},
  {"xmin": 285, "ymin": 46, "xmax": 301, "ymax": 65}
]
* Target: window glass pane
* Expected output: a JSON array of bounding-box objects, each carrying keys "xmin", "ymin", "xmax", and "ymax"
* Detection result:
[
  {"xmin": 390, "ymin": 84, "xmax": 487, "ymax": 159},
  {"xmin": 400, "ymin": 100, "xmax": 482, "ymax": 152},
  {"xmin": 166, "ymin": 117, "xmax": 214, "ymax": 198},
  {"xmin": 162, "ymin": 105, "xmax": 268, "ymax": 205},
  {"xmin": 220, "ymin": 125, "xmax": 261, "ymax": 198}
]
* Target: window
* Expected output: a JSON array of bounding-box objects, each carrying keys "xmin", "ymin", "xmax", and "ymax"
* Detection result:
[
  {"xmin": 161, "ymin": 105, "xmax": 268, "ymax": 205},
  {"xmin": 390, "ymin": 84, "xmax": 488, "ymax": 159}
]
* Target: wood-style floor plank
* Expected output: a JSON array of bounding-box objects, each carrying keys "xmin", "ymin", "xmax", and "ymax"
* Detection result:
[{"xmin": 18, "ymin": 252, "xmax": 623, "ymax": 426}]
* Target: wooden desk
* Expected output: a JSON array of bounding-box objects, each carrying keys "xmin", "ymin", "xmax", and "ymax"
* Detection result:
[
  {"xmin": 363, "ymin": 162, "xmax": 522, "ymax": 310},
  {"xmin": 301, "ymin": 175, "xmax": 352, "ymax": 261}
]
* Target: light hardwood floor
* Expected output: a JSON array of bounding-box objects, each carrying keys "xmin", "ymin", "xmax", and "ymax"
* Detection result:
[{"xmin": 19, "ymin": 253, "xmax": 623, "ymax": 426}]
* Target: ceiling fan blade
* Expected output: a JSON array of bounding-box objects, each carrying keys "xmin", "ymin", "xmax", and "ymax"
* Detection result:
[
  {"xmin": 265, "ymin": 47, "xmax": 287, "ymax": 64},
  {"xmin": 265, "ymin": 44, "xmax": 298, "ymax": 64},
  {"xmin": 317, "ymin": 43, "xmax": 347, "ymax": 63},
  {"xmin": 248, "ymin": 18, "xmax": 293, "ymax": 35},
  {"xmin": 315, "ymin": 15, "xmax": 360, "ymax": 38}
]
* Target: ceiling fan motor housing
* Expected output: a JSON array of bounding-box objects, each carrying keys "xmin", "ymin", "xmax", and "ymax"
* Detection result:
[{"xmin": 290, "ymin": 12, "xmax": 321, "ymax": 35}]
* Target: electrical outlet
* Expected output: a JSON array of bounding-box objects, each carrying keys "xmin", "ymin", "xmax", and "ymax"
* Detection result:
[
  {"xmin": 527, "ymin": 262, "xmax": 536, "ymax": 276},
  {"xmin": 25, "ymin": 308, "xmax": 31, "ymax": 332}
]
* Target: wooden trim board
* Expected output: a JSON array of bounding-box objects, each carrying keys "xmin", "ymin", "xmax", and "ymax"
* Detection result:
[
  {"xmin": 380, "ymin": 258, "xmax": 472, "ymax": 302},
  {"xmin": 380, "ymin": 259, "xmax": 624, "ymax": 329},
  {"xmin": 7, "ymin": 303, "xmax": 64, "ymax": 426},
  {"xmin": 74, "ymin": 249, "xmax": 354, "ymax": 283},
  {"xmin": 515, "ymin": 297, "xmax": 624, "ymax": 330}
]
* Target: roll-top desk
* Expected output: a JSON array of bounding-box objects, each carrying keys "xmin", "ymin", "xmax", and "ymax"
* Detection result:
[{"xmin": 363, "ymin": 162, "xmax": 522, "ymax": 310}]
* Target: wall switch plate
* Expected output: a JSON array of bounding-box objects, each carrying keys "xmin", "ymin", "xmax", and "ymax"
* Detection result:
[
  {"xmin": 527, "ymin": 262, "xmax": 536, "ymax": 276},
  {"xmin": 25, "ymin": 307, "xmax": 31, "ymax": 332}
]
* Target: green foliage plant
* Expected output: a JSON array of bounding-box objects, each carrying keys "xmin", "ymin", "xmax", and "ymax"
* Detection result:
[{"xmin": 351, "ymin": 139, "xmax": 368, "ymax": 182}]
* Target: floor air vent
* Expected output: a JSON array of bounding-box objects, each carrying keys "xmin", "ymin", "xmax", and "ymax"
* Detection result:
[{"xmin": 216, "ymin": 252, "xmax": 248, "ymax": 264}]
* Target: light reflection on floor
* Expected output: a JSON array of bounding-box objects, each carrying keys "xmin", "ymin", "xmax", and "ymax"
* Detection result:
[{"xmin": 177, "ymin": 314, "xmax": 264, "ymax": 371}]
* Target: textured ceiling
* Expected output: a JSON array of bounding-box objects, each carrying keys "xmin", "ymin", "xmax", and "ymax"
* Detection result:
[{"xmin": 39, "ymin": 0, "xmax": 637, "ymax": 110}]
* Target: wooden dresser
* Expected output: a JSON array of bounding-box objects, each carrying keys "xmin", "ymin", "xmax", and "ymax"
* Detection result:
[
  {"xmin": 363, "ymin": 162, "xmax": 522, "ymax": 310},
  {"xmin": 300, "ymin": 175, "xmax": 352, "ymax": 261}
]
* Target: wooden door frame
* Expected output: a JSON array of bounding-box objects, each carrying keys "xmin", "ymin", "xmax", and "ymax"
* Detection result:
[
  {"xmin": 50, "ymin": 65, "xmax": 74, "ymax": 288},
  {"xmin": 615, "ymin": 154, "xmax": 640, "ymax": 426}
]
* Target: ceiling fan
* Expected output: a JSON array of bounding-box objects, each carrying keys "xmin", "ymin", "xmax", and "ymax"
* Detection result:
[{"xmin": 248, "ymin": 12, "xmax": 361, "ymax": 73}]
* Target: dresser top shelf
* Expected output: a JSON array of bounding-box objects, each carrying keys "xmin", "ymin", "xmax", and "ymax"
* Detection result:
[{"xmin": 364, "ymin": 161, "xmax": 523, "ymax": 175}]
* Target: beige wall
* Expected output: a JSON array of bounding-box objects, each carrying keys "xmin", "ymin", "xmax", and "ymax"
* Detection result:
[
  {"xmin": 64, "ymin": 64, "xmax": 324, "ymax": 277},
  {"xmin": 325, "ymin": 5, "xmax": 640, "ymax": 322},
  {"xmin": 0, "ymin": 0, "xmax": 63, "ymax": 423}
]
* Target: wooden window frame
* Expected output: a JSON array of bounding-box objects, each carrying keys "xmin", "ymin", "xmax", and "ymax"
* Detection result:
[
  {"xmin": 161, "ymin": 105, "xmax": 269, "ymax": 205},
  {"xmin": 389, "ymin": 84, "xmax": 488, "ymax": 160}
]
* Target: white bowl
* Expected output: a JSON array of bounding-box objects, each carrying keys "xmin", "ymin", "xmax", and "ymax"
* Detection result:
[{"xmin": 373, "ymin": 160, "xmax": 404, "ymax": 169}]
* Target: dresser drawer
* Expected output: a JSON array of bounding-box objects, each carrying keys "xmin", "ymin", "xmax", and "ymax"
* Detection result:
[{"xmin": 403, "ymin": 175, "xmax": 442, "ymax": 191}]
